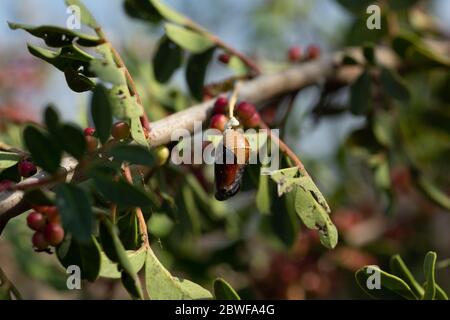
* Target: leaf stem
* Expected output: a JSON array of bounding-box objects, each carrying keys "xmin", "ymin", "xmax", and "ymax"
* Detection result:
[{"xmin": 123, "ymin": 165, "xmax": 150, "ymax": 248}]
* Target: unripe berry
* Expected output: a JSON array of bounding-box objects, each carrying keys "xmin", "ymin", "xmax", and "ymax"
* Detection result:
[
  {"xmin": 112, "ymin": 121, "xmax": 131, "ymax": 140},
  {"xmin": 85, "ymin": 135, "xmax": 99, "ymax": 153},
  {"xmin": 44, "ymin": 223, "xmax": 65, "ymax": 246},
  {"xmin": 288, "ymin": 46, "xmax": 302, "ymax": 62},
  {"xmin": 32, "ymin": 231, "xmax": 49, "ymax": 250},
  {"xmin": 0, "ymin": 180, "xmax": 13, "ymax": 192},
  {"xmin": 210, "ymin": 114, "xmax": 229, "ymax": 132},
  {"xmin": 84, "ymin": 127, "xmax": 96, "ymax": 136},
  {"xmin": 243, "ymin": 112, "xmax": 261, "ymax": 128},
  {"xmin": 306, "ymin": 45, "xmax": 321, "ymax": 60},
  {"xmin": 213, "ymin": 96, "xmax": 229, "ymax": 114},
  {"xmin": 236, "ymin": 101, "xmax": 257, "ymax": 120},
  {"xmin": 218, "ymin": 53, "xmax": 231, "ymax": 64},
  {"xmin": 18, "ymin": 160, "xmax": 37, "ymax": 178},
  {"xmin": 27, "ymin": 211, "xmax": 46, "ymax": 231},
  {"xmin": 155, "ymin": 146, "xmax": 170, "ymax": 166}
]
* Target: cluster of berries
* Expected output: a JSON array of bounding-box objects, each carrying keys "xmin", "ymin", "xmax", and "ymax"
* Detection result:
[
  {"xmin": 288, "ymin": 44, "xmax": 321, "ymax": 63},
  {"xmin": 84, "ymin": 121, "xmax": 133, "ymax": 153},
  {"xmin": 27, "ymin": 205, "xmax": 64, "ymax": 251},
  {"xmin": 209, "ymin": 96, "xmax": 261, "ymax": 132},
  {"xmin": 0, "ymin": 158, "xmax": 39, "ymax": 191}
]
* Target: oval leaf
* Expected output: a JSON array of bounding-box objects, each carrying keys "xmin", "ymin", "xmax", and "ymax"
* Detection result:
[
  {"xmin": 165, "ymin": 23, "xmax": 214, "ymax": 53},
  {"xmin": 186, "ymin": 48, "xmax": 215, "ymax": 100},
  {"xmin": 153, "ymin": 37, "xmax": 184, "ymax": 83},
  {"xmin": 56, "ymin": 183, "xmax": 93, "ymax": 243},
  {"xmin": 91, "ymin": 84, "xmax": 113, "ymax": 144},
  {"xmin": 23, "ymin": 125, "xmax": 62, "ymax": 173},
  {"xmin": 213, "ymin": 278, "xmax": 241, "ymax": 300}
]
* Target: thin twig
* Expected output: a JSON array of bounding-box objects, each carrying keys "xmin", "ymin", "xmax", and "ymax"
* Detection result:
[
  {"xmin": 184, "ymin": 20, "xmax": 261, "ymax": 75},
  {"xmin": 259, "ymin": 121, "xmax": 308, "ymax": 177}
]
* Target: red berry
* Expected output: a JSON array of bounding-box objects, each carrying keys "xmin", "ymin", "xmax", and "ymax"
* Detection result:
[
  {"xmin": 111, "ymin": 121, "xmax": 131, "ymax": 140},
  {"xmin": 236, "ymin": 101, "xmax": 257, "ymax": 120},
  {"xmin": 18, "ymin": 160, "xmax": 37, "ymax": 178},
  {"xmin": 218, "ymin": 53, "xmax": 231, "ymax": 64},
  {"xmin": 288, "ymin": 46, "xmax": 302, "ymax": 62},
  {"xmin": 85, "ymin": 135, "xmax": 99, "ymax": 153},
  {"xmin": 32, "ymin": 231, "xmax": 49, "ymax": 250},
  {"xmin": 209, "ymin": 114, "xmax": 229, "ymax": 132},
  {"xmin": 306, "ymin": 45, "xmax": 321, "ymax": 60},
  {"xmin": 0, "ymin": 180, "xmax": 13, "ymax": 192},
  {"xmin": 84, "ymin": 127, "xmax": 96, "ymax": 136},
  {"xmin": 46, "ymin": 207, "xmax": 60, "ymax": 224},
  {"xmin": 44, "ymin": 223, "xmax": 65, "ymax": 246},
  {"xmin": 213, "ymin": 96, "xmax": 229, "ymax": 114},
  {"xmin": 243, "ymin": 112, "xmax": 261, "ymax": 128},
  {"xmin": 27, "ymin": 211, "xmax": 46, "ymax": 231}
]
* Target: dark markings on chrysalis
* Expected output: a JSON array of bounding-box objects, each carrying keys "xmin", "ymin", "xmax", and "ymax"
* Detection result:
[{"xmin": 214, "ymin": 130, "xmax": 250, "ymax": 201}]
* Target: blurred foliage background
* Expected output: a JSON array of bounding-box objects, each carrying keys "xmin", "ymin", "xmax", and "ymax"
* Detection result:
[{"xmin": 0, "ymin": 0, "xmax": 449, "ymax": 299}]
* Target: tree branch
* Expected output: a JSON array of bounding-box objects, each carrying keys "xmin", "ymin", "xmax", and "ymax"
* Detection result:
[{"xmin": 0, "ymin": 46, "xmax": 399, "ymax": 234}]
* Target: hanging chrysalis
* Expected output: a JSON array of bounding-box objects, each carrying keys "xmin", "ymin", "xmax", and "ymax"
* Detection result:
[{"xmin": 214, "ymin": 127, "xmax": 250, "ymax": 201}]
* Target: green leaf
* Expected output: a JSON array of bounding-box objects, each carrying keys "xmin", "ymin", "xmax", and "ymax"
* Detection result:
[
  {"xmin": 8, "ymin": 22, "xmax": 101, "ymax": 47},
  {"xmin": 27, "ymin": 44, "xmax": 95, "ymax": 78},
  {"xmin": 100, "ymin": 218, "xmax": 144, "ymax": 299},
  {"xmin": 336, "ymin": 0, "xmax": 375, "ymax": 14},
  {"xmin": 355, "ymin": 266, "xmax": 417, "ymax": 299},
  {"xmin": 44, "ymin": 105, "xmax": 61, "ymax": 137},
  {"xmin": 59, "ymin": 124, "xmax": 87, "ymax": 159},
  {"xmin": 362, "ymin": 42, "xmax": 376, "ymax": 65},
  {"xmin": 228, "ymin": 55, "xmax": 248, "ymax": 76},
  {"xmin": 57, "ymin": 235, "xmax": 101, "ymax": 282},
  {"xmin": 165, "ymin": 23, "xmax": 214, "ymax": 53},
  {"xmin": 389, "ymin": 255, "xmax": 424, "ymax": 299},
  {"xmin": 153, "ymin": 37, "xmax": 184, "ymax": 83},
  {"xmin": 99, "ymin": 249, "xmax": 147, "ymax": 279},
  {"xmin": 295, "ymin": 185, "xmax": 337, "ymax": 249},
  {"xmin": 23, "ymin": 189, "xmax": 55, "ymax": 206},
  {"xmin": 130, "ymin": 116, "xmax": 149, "ymax": 147},
  {"xmin": 435, "ymin": 284, "xmax": 449, "ymax": 300},
  {"xmin": 213, "ymin": 278, "xmax": 241, "ymax": 300},
  {"xmin": 380, "ymin": 67, "xmax": 410, "ymax": 101},
  {"xmin": 56, "ymin": 183, "xmax": 93, "ymax": 243},
  {"xmin": 145, "ymin": 246, "xmax": 212, "ymax": 299},
  {"xmin": 117, "ymin": 210, "xmax": 141, "ymax": 250},
  {"xmin": 270, "ymin": 188, "xmax": 299, "ymax": 247},
  {"xmin": 350, "ymin": 70, "xmax": 371, "ymax": 115},
  {"xmin": 23, "ymin": 125, "xmax": 62, "ymax": 173},
  {"xmin": 0, "ymin": 152, "xmax": 20, "ymax": 172},
  {"xmin": 149, "ymin": 0, "xmax": 188, "ymax": 25},
  {"xmin": 64, "ymin": 67, "xmax": 95, "ymax": 92},
  {"xmin": 65, "ymin": 0, "xmax": 99, "ymax": 29},
  {"xmin": 186, "ymin": 48, "xmax": 215, "ymax": 101},
  {"xmin": 256, "ymin": 171, "xmax": 270, "ymax": 215},
  {"xmin": 91, "ymin": 85, "xmax": 113, "ymax": 144},
  {"xmin": 269, "ymin": 167, "xmax": 299, "ymax": 196},
  {"xmin": 43, "ymin": 106, "xmax": 86, "ymax": 159},
  {"xmin": 392, "ymin": 32, "xmax": 450, "ymax": 68},
  {"xmin": 416, "ymin": 175, "xmax": 450, "ymax": 210},
  {"xmin": 90, "ymin": 44, "xmax": 127, "ymax": 85},
  {"xmin": 109, "ymin": 144, "xmax": 155, "ymax": 166},
  {"xmin": 123, "ymin": 0, "xmax": 162, "ymax": 23},
  {"xmin": 90, "ymin": 173, "xmax": 154, "ymax": 208},
  {"xmin": 423, "ymin": 251, "xmax": 437, "ymax": 300}
]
